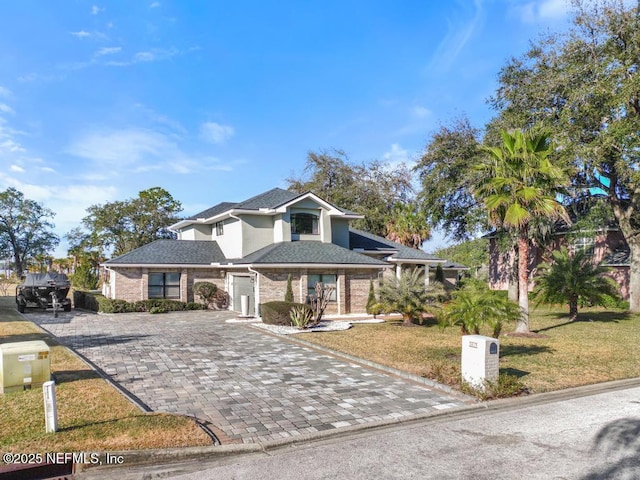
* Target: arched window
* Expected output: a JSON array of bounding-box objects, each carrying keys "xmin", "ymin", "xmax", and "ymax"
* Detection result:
[{"xmin": 291, "ymin": 213, "xmax": 319, "ymax": 235}]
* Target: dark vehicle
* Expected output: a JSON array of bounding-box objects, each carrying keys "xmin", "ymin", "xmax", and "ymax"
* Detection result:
[{"xmin": 16, "ymin": 272, "xmax": 72, "ymax": 317}]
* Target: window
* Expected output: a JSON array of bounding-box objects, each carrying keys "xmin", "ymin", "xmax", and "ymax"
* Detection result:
[
  {"xmin": 148, "ymin": 272, "xmax": 180, "ymax": 299},
  {"xmin": 573, "ymin": 237, "xmax": 594, "ymax": 257},
  {"xmin": 307, "ymin": 274, "xmax": 337, "ymax": 301},
  {"xmin": 215, "ymin": 221, "xmax": 224, "ymax": 236},
  {"xmin": 291, "ymin": 213, "xmax": 319, "ymax": 235}
]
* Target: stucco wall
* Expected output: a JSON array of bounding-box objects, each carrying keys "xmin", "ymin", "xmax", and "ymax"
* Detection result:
[{"xmin": 241, "ymin": 214, "xmax": 275, "ymax": 256}]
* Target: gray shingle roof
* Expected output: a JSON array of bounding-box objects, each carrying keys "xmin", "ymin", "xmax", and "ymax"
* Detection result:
[
  {"xmin": 235, "ymin": 188, "xmax": 301, "ymax": 210},
  {"xmin": 234, "ymin": 241, "xmax": 388, "ymax": 266},
  {"xmin": 105, "ymin": 240, "xmax": 226, "ymax": 265},
  {"xmin": 349, "ymin": 229, "xmax": 444, "ymax": 261},
  {"xmin": 188, "ymin": 202, "xmax": 237, "ymax": 220},
  {"xmin": 185, "ymin": 188, "xmax": 361, "ymax": 222}
]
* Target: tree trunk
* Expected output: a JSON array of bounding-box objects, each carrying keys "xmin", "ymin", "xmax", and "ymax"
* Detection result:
[
  {"xmin": 569, "ymin": 296, "xmax": 578, "ymax": 322},
  {"xmin": 628, "ymin": 239, "xmax": 640, "ymax": 313},
  {"xmin": 402, "ymin": 314, "xmax": 413, "ymax": 327},
  {"xmin": 13, "ymin": 251, "xmax": 23, "ymax": 278},
  {"xmin": 507, "ymin": 248, "xmax": 519, "ymax": 302},
  {"xmin": 515, "ymin": 234, "xmax": 530, "ymax": 333}
]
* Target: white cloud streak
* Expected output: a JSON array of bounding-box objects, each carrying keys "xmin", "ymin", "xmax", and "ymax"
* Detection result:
[
  {"xmin": 200, "ymin": 122, "xmax": 235, "ymax": 144},
  {"xmin": 67, "ymin": 127, "xmax": 234, "ymax": 175},
  {"xmin": 95, "ymin": 47, "xmax": 121, "ymax": 57},
  {"xmin": 0, "ymin": 104, "xmax": 14, "ymax": 115},
  {"xmin": 70, "ymin": 30, "xmax": 91, "ymax": 38},
  {"xmin": 427, "ymin": 0, "xmax": 484, "ymax": 74}
]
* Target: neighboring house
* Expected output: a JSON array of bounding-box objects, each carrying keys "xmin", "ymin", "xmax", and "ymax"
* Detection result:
[
  {"xmin": 488, "ymin": 227, "xmax": 631, "ymax": 300},
  {"xmin": 103, "ymin": 188, "xmax": 464, "ymax": 315}
]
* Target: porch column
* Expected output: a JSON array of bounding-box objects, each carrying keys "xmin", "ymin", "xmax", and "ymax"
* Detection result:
[
  {"xmin": 424, "ymin": 265, "xmax": 430, "ymax": 288},
  {"xmin": 396, "ymin": 264, "xmax": 402, "ymax": 280}
]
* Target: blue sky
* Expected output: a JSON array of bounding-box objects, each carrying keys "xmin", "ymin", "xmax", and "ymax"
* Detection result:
[{"xmin": 0, "ymin": 0, "xmax": 573, "ymax": 257}]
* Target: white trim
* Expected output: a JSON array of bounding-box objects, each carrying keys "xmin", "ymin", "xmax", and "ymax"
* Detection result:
[
  {"xmin": 102, "ymin": 263, "xmax": 226, "ymax": 269},
  {"xmin": 387, "ymin": 257, "xmax": 446, "ymax": 265},
  {"xmin": 245, "ymin": 263, "xmax": 389, "ymax": 269}
]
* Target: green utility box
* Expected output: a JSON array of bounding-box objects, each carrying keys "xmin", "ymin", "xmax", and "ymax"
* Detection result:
[{"xmin": 0, "ymin": 340, "xmax": 51, "ymax": 393}]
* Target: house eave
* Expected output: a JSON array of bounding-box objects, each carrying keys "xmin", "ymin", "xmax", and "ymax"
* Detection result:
[
  {"xmin": 243, "ymin": 263, "xmax": 390, "ymax": 269},
  {"xmin": 386, "ymin": 257, "xmax": 447, "ymax": 265},
  {"xmin": 103, "ymin": 263, "xmax": 224, "ymax": 269}
]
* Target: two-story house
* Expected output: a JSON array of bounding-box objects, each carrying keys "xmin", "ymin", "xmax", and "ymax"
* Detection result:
[{"xmin": 103, "ymin": 188, "xmax": 464, "ymax": 315}]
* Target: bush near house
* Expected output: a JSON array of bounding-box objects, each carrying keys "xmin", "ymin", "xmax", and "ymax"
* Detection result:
[
  {"xmin": 261, "ymin": 301, "xmax": 312, "ymax": 326},
  {"xmin": 73, "ymin": 291, "xmax": 205, "ymax": 313},
  {"xmin": 193, "ymin": 282, "xmax": 229, "ymax": 309}
]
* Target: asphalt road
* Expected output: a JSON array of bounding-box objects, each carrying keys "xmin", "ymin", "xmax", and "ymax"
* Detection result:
[{"xmin": 82, "ymin": 381, "xmax": 640, "ymax": 479}]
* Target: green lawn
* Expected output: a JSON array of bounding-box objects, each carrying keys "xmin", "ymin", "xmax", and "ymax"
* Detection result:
[
  {"xmin": 302, "ymin": 306, "xmax": 640, "ymax": 394},
  {"xmin": 0, "ymin": 296, "xmax": 212, "ymax": 453}
]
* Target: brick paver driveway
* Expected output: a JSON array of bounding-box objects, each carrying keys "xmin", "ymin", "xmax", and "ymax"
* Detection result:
[{"xmin": 30, "ymin": 309, "xmax": 471, "ymax": 444}]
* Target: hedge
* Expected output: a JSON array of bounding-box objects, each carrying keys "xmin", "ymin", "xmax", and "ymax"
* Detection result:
[
  {"xmin": 73, "ymin": 291, "xmax": 206, "ymax": 313},
  {"xmin": 261, "ymin": 301, "xmax": 312, "ymax": 326}
]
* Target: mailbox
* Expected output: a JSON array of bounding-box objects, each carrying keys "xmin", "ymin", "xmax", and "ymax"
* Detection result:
[
  {"xmin": 461, "ymin": 335, "xmax": 499, "ymax": 389},
  {"xmin": 0, "ymin": 341, "xmax": 51, "ymax": 393}
]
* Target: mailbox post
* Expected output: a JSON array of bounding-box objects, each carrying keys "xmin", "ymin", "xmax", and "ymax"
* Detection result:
[
  {"xmin": 461, "ymin": 335, "xmax": 500, "ymax": 389},
  {"xmin": 43, "ymin": 380, "xmax": 58, "ymax": 433}
]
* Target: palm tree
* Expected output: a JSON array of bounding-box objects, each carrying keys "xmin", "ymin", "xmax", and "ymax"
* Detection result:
[
  {"xmin": 376, "ymin": 268, "xmax": 444, "ymax": 326},
  {"xmin": 533, "ymin": 247, "xmax": 620, "ymax": 321},
  {"xmin": 474, "ymin": 129, "xmax": 570, "ymax": 333},
  {"xmin": 385, "ymin": 202, "xmax": 431, "ymax": 249},
  {"xmin": 439, "ymin": 283, "xmax": 521, "ymax": 338}
]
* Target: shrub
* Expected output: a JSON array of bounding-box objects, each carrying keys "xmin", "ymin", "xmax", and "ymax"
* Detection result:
[
  {"xmin": 439, "ymin": 283, "xmax": 520, "ymax": 338},
  {"xmin": 533, "ymin": 247, "xmax": 621, "ymax": 321},
  {"xmin": 289, "ymin": 304, "xmax": 314, "ymax": 329},
  {"xmin": 377, "ymin": 268, "xmax": 441, "ymax": 327},
  {"xmin": 70, "ymin": 263, "xmax": 99, "ymax": 290},
  {"xmin": 461, "ymin": 373, "xmax": 529, "ymax": 400},
  {"xmin": 284, "ymin": 274, "xmax": 294, "ymax": 303},
  {"xmin": 73, "ymin": 290, "xmax": 101, "ymax": 311},
  {"xmin": 186, "ymin": 302, "xmax": 206, "ymax": 310},
  {"xmin": 194, "ymin": 282, "xmax": 218, "ymax": 308},
  {"xmin": 366, "ymin": 279, "xmax": 377, "ymax": 314},
  {"xmin": 261, "ymin": 301, "xmax": 310, "ymax": 326},
  {"xmin": 71, "ymin": 291, "xmax": 205, "ymax": 313}
]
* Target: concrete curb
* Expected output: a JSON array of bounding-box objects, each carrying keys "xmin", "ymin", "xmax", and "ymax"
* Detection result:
[{"xmin": 77, "ymin": 376, "xmax": 640, "ymax": 476}]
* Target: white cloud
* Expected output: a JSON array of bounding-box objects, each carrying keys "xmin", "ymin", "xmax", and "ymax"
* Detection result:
[
  {"xmin": 67, "ymin": 127, "xmax": 234, "ymax": 175},
  {"xmin": 427, "ymin": 0, "xmax": 483, "ymax": 74},
  {"xmin": 412, "ymin": 106, "xmax": 431, "ymax": 119},
  {"xmin": 0, "ymin": 86, "xmax": 11, "ymax": 98},
  {"xmin": 0, "ymin": 103, "xmax": 14, "ymax": 115},
  {"xmin": 10, "ymin": 165, "xmax": 25, "ymax": 173},
  {"xmin": 200, "ymin": 122, "xmax": 235, "ymax": 144},
  {"xmin": 67, "ymin": 128, "xmax": 174, "ymax": 166},
  {"xmin": 150, "ymin": 2, "xmax": 160, "ymax": 8},
  {"xmin": 91, "ymin": 5, "xmax": 104, "ymax": 15},
  {"xmin": 513, "ymin": 0, "xmax": 569, "ymax": 23},
  {"xmin": 135, "ymin": 52, "xmax": 155, "ymax": 62},
  {"xmin": 70, "ymin": 30, "xmax": 91, "ymax": 38},
  {"xmin": 95, "ymin": 47, "xmax": 121, "ymax": 57},
  {"xmin": 383, "ymin": 143, "xmax": 413, "ymax": 168},
  {"xmin": 105, "ymin": 48, "xmax": 179, "ymax": 67}
]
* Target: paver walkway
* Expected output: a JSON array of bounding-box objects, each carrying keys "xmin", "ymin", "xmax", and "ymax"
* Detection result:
[{"xmin": 30, "ymin": 309, "xmax": 472, "ymax": 444}]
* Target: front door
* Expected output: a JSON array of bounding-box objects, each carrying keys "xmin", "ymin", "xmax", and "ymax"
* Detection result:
[{"xmin": 231, "ymin": 275, "xmax": 255, "ymax": 315}]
